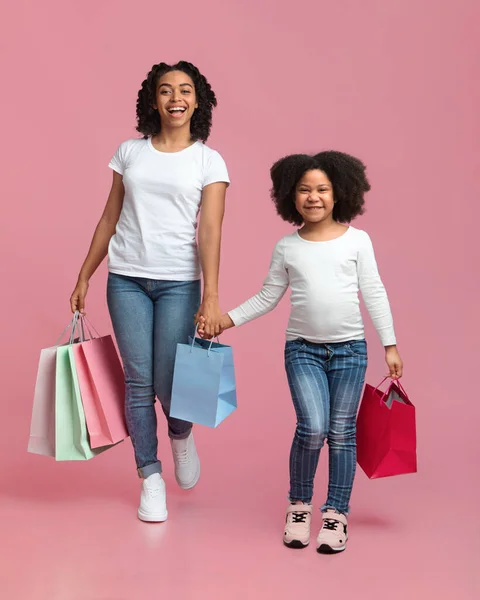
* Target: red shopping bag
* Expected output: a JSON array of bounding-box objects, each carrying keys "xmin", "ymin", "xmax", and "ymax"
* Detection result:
[{"xmin": 356, "ymin": 378, "xmax": 417, "ymax": 479}]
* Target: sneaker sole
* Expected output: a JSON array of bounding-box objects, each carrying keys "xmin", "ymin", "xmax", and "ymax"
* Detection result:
[
  {"xmin": 284, "ymin": 539, "xmax": 309, "ymax": 549},
  {"xmin": 175, "ymin": 462, "xmax": 201, "ymax": 490},
  {"xmin": 137, "ymin": 509, "xmax": 168, "ymax": 523},
  {"xmin": 316, "ymin": 543, "xmax": 346, "ymax": 554}
]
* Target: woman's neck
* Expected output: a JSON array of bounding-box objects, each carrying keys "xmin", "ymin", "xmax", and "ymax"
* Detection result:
[{"xmin": 152, "ymin": 127, "xmax": 195, "ymax": 152}]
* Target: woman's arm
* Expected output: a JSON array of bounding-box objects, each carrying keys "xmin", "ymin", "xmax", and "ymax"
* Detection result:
[
  {"xmin": 196, "ymin": 181, "xmax": 228, "ymax": 337},
  {"xmin": 70, "ymin": 171, "xmax": 124, "ymax": 313}
]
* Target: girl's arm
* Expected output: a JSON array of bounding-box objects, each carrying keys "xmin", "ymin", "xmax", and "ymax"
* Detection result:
[
  {"xmin": 196, "ymin": 181, "xmax": 228, "ymax": 338},
  {"xmin": 70, "ymin": 171, "xmax": 124, "ymax": 313},
  {"xmin": 357, "ymin": 232, "xmax": 403, "ymax": 378},
  {"xmin": 199, "ymin": 239, "xmax": 289, "ymax": 336}
]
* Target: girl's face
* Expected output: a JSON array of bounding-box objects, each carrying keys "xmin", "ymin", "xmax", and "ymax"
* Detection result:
[
  {"xmin": 295, "ymin": 169, "xmax": 335, "ymax": 224},
  {"xmin": 154, "ymin": 70, "xmax": 198, "ymax": 129}
]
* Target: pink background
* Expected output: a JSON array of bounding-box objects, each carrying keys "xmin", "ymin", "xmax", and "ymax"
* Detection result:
[{"xmin": 1, "ymin": 0, "xmax": 479, "ymax": 598}]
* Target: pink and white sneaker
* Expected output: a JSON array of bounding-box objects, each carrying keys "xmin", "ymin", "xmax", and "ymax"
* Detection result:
[
  {"xmin": 283, "ymin": 504, "xmax": 312, "ymax": 548},
  {"xmin": 316, "ymin": 510, "xmax": 348, "ymax": 554}
]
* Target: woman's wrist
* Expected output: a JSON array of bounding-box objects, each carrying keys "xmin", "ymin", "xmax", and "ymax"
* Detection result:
[{"xmin": 202, "ymin": 290, "xmax": 219, "ymax": 301}]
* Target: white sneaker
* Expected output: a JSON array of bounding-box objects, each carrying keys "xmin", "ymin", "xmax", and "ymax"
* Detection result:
[
  {"xmin": 171, "ymin": 432, "xmax": 200, "ymax": 490},
  {"xmin": 137, "ymin": 473, "xmax": 168, "ymax": 522}
]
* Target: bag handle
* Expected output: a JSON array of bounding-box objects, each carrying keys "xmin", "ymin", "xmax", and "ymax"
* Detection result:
[
  {"xmin": 54, "ymin": 312, "xmax": 84, "ymax": 346},
  {"xmin": 374, "ymin": 376, "xmax": 409, "ymax": 404},
  {"xmin": 190, "ymin": 325, "xmax": 219, "ymax": 357},
  {"xmin": 54, "ymin": 311, "xmax": 104, "ymax": 347},
  {"xmin": 69, "ymin": 311, "xmax": 86, "ymax": 344},
  {"xmin": 80, "ymin": 314, "xmax": 101, "ymax": 340},
  {"xmin": 55, "ymin": 311, "xmax": 101, "ymax": 345},
  {"xmin": 54, "ymin": 318, "xmax": 74, "ymax": 346}
]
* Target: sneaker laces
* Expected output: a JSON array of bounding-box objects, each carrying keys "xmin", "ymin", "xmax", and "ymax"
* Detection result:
[
  {"xmin": 147, "ymin": 487, "xmax": 161, "ymax": 499},
  {"xmin": 291, "ymin": 511, "xmax": 309, "ymax": 523},
  {"xmin": 144, "ymin": 479, "xmax": 162, "ymax": 499},
  {"xmin": 174, "ymin": 447, "xmax": 189, "ymax": 465},
  {"xmin": 322, "ymin": 517, "xmax": 342, "ymax": 532}
]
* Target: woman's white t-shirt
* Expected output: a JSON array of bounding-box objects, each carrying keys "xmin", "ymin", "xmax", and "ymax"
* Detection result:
[{"xmin": 108, "ymin": 137, "xmax": 230, "ymax": 280}]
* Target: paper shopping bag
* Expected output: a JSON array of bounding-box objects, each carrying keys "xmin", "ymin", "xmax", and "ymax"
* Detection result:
[
  {"xmin": 28, "ymin": 313, "xmax": 119, "ymax": 461},
  {"xmin": 28, "ymin": 347, "xmax": 58, "ymax": 457},
  {"xmin": 170, "ymin": 335, "xmax": 237, "ymax": 428},
  {"xmin": 70, "ymin": 336, "xmax": 128, "ymax": 448},
  {"xmin": 28, "ymin": 314, "xmax": 82, "ymax": 458},
  {"xmin": 356, "ymin": 378, "xmax": 417, "ymax": 479},
  {"xmin": 55, "ymin": 345, "xmax": 112, "ymax": 461}
]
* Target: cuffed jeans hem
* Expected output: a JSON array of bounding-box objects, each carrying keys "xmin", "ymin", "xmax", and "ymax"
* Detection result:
[
  {"xmin": 137, "ymin": 461, "xmax": 162, "ymax": 479},
  {"xmin": 321, "ymin": 503, "xmax": 350, "ymax": 516},
  {"xmin": 288, "ymin": 494, "xmax": 313, "ymax": 504},
  {"xmin": 168, "ymin": 427, "xmax": 193, "ymax": 441}
]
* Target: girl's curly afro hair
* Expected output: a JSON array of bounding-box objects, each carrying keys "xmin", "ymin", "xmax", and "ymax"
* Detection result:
[
  {"xmin": 136, "ymin": 61, "xmax": 217, "ymax": 142},
  {"xmin": 270, "ymin": 151, "xmax": 371, "ymax": 225}
]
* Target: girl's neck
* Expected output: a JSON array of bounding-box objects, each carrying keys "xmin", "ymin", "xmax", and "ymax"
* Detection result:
[
  {"xmin": 299, "ymin": 219, "xmax": 348, "ymax": 242},
  {"xmin": 151, "ymin": 127, "xmax": 196, "ymax": 152}
]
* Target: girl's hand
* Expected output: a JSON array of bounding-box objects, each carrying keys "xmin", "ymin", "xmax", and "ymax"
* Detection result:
[
  {"xmin": 70, "ymin": 279, "xmax": 89, "ymax": 314},
  {"xmin": 385, "ymin": 346, "xmax": 403, "ymax": 379},
  {"xmin": 195, "ymin": 297, "xmax": 223, "ymax": 339},
  {"xmin": 197, "ymin": 314, "xmax": 234, "ymax": 339}
]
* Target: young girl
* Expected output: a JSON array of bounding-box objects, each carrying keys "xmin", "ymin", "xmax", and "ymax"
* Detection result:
[
  {"xmin": 200, "ymin": 151, "xmax": 402, "ymax": 553},
  {"xmin": 70, "ymin": 61, "xmax": 230, "ymax": 522}
]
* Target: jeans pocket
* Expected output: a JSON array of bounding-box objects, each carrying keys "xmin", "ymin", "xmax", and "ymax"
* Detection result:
[
  {"xmin": 285, "ymin": 338, "xmax": 305, "ymax": 354},
  {"xmin": 345, "ymin": 340, "xmax": 367, "ymax": 357}
]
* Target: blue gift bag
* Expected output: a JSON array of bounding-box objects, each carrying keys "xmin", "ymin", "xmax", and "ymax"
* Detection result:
[{"xmin": 170, "ymin": 333, "xmax": 237, "ymax": 428}]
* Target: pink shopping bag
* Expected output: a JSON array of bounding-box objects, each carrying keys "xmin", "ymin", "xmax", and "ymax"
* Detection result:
[
  {"xmin": 356, "ymin": 377, "xmax": 417, "ymax": 479},
  {"xmin": 71, "ymin": 333, "xmax": 128, "ymax": 448}
]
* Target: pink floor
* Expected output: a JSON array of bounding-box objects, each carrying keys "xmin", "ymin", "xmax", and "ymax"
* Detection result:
[{"xmin": 1, "ymin": 425, "xmax": 478, "ymax": 600}]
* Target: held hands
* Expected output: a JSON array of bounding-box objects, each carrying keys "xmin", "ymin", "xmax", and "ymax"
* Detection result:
[
  {"xmin": 385, "ymin": 346, "xmax": 403, "ymax": 379},
  {"xmin": 196, "ymin": 312, "xmax": 234, "ymax": 339},
  {"xmin": 194, "ymin": 296, "xmax": 224, "ymax": 339}
]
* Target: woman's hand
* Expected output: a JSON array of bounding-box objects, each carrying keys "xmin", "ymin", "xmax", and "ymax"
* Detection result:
[
  {"xmin": 197, "ymin": 313, "xmax": 234, "ymax": 339},
  {"xmin": 195, "ymin": 296, "xmax": 223, "ymax": 339},
  {"xmin": 70, "ymin": 279, "xmax": 89, "ymax": 314},
  {"xmin": 385, "ymin": 346, "xmax": 403, "ymax": 379}
]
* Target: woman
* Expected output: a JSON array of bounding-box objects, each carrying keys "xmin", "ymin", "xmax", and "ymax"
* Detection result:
[{"xmin": 70, "ymin": 61, "xmax": 230, "ymax": 522}]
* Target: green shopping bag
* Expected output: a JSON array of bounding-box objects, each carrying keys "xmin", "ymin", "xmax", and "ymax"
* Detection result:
[{"xmin": 53, "ymin": 320, "xmax": 114, "ymax": 461}]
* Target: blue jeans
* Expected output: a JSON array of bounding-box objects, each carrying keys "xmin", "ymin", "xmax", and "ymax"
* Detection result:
[
  {"xmin": 107, "ymin": 273, "xmax": 201, "ymax": 478},
  {"xmin": 284, "ymin": 338, "xmax": 368, "ymax": 514}
]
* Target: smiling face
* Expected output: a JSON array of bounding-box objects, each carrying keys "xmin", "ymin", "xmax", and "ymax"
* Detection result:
[
  {"xmin": 294, "ymin": 169, "xmax": 335, "ymax": 224},
  {"xmin": 154, "ymin": 70, "xmax": 198, "ymax": 129}
]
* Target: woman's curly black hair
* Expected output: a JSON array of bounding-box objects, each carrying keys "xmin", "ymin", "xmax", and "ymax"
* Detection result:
[
  {"xmin": 270, "ymin": 151, "xmax": 370, "ymax": 225},
  {"xmin": 136, "ymin": 61, "xmax": 217, "ymax": 142}
]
